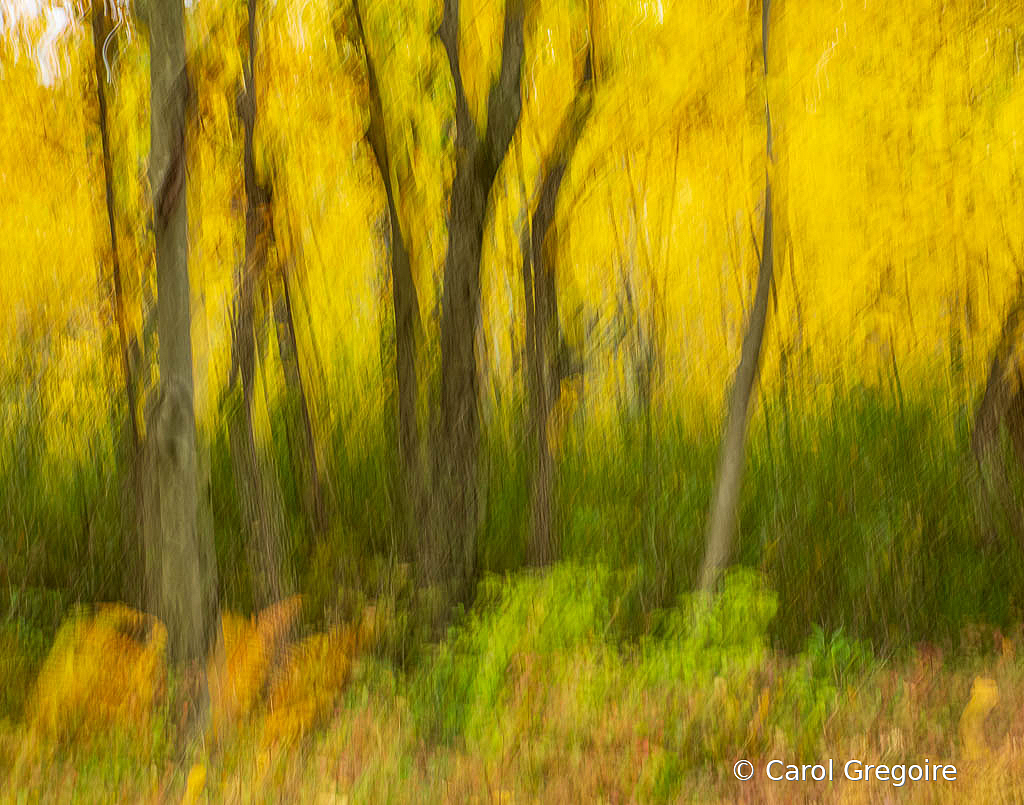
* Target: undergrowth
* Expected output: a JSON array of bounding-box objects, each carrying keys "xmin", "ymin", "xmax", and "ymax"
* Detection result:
[{"xmin": 4, "ymin": 563, "xmax": 1022, "ymax": 802}]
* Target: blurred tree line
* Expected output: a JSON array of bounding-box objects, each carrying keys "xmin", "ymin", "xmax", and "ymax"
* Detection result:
[{"xmin": 4, "ymin": 0, "xmax": 1024, "ymax": 732}]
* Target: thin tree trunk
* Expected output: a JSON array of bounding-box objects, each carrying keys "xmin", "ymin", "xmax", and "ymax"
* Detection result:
[
  {"xmin": 91, "ymin": 0, "xmax": 140, "ymax": 450},
  {"xmin": 523, "ymin": 54, "xmax": 594, "ymax": 566},
  {"xmin": 278, "ymin": 199, "xmax": 337, "ymax": 518},
  {"xmin": 228, "ymin": 0, "xmax": 289, "ymax": 609},
  {"xmin": 90, "ymin": 0, "xmax": 145, "ymax": 606},
  {"xmin": 142, "ymin": 0, "xmax": 218, "ymax": 721},
  {"xmin": 699, "ymin": 0, "xmax": 777, "ymax": 592},
  {"xmin": 272, "ymin": 262, "xmax": 327, "ymax": 534}
]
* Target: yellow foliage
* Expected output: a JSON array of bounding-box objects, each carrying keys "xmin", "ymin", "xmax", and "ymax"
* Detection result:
[
  {"xmin": 181, "ymin": 763, "xmax": 207, "ymax": 805},
  {"xmin": 959, "ymin": 675, "xmax": 998, "ymax": 762},
  {"xmin": 23, "ymin": 595, "xmax": 311, "ymax": 750},
  {"xmin": 27, "ymin": 604, "xmax": 166, "ymax": 745},
  {"xmin": 23, "ymin": 594, "xmax": 380, "ymax": 754},
  {"xmin": 459, "ymin": 0, "xmax": 505, "ymax": 134},
  {"xmin": 3, "ymin": 0, "xmax": 1024, "ymax": 452}
]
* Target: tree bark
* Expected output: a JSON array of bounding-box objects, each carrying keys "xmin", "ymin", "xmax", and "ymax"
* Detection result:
[
  {"xmin": 523, "ymin": 54, "xmax": 594, "ymax": 566},
  {"xmin": 142, "ymin": 0, "xmax": 218, "ymax": 718},
  {"xmin": 699, "ymin": 0, "xmax": 777, "ymax": 592}
]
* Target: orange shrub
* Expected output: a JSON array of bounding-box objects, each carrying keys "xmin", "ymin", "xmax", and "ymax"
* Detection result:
[
  {"xmin": 262, "ymin": 606, "xmax": 377, "ymax": 747},
  {"xmin": 207, "ymin": 595, "xmax": 303, "ymax": 742}
]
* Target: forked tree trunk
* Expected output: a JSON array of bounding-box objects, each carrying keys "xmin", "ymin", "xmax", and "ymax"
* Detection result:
[
  {"xmin": 431, "ymin": 0, "xmax": 525, "ymax": 598},
  {"xmin": 699, "ymin": 0, "xmax": 778, "ymax": 591},
  {"xmin": 352, "ymin": 0, "xmax": 525, "ymax": 602}
]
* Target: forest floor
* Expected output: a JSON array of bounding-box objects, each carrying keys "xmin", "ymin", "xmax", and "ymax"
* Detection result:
[{"xmin": 2, "ymin": 566, "xmax": 1024, "ymax": 803}]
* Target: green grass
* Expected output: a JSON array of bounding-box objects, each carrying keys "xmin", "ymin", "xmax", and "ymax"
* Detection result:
[{"xmin": 4, "ymin": 371, "xmax": 1024, "ymax": 659}]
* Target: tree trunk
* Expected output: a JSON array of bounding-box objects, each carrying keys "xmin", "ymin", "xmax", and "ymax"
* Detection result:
[
  {"xmin": 91, "ymin": 0, "xmax": 140, "ymax": 451},
  {"xmin": 90, "ymin": 0, "xmax": 145, "ymax": 606},
  {"xmin": 351, "ymin": 0, "xmax": 524, "ymax": 603},
  {"xmin": 523, "ymin": 54, "xmax": 594, "ymax": 566},
  {"xmin": 699, "ymin": 0, "xmax": 777, "ymax": 592},
  {"xmin": 971, "ymin": 285, "xmax": 1024, "ymax": 533},
  {"xmin": 272, "ymin": 262, "xmax": 327, "ymax": 534},
  {"xmin": 227, "ymin": 0, "xmax": 290, "ymax": 609},
  {"xmin": 142, "ymin": 0, "xmax": 218, "ymax": 719},
  {"xmin": 430, "ymin": 0, "xmax": 525, "ymax": 598}
]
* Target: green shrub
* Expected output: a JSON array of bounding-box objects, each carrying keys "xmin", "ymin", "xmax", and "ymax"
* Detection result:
[
  {"xmin": 411, "ymin": 562, "xmax": 624, "ymax": 749},
  {"xmin": 411, "ymin": 563, "xmax": 868, "ymax": 798}
]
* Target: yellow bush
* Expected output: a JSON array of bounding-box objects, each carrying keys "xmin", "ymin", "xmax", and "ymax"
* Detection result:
[
  {"xmin": 27, "ymin": 604, "xmax": 166, "ymax": 745},
  {"xmin": 25, "ymin": 596, "xmax": 376, "ymax": 751}
]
